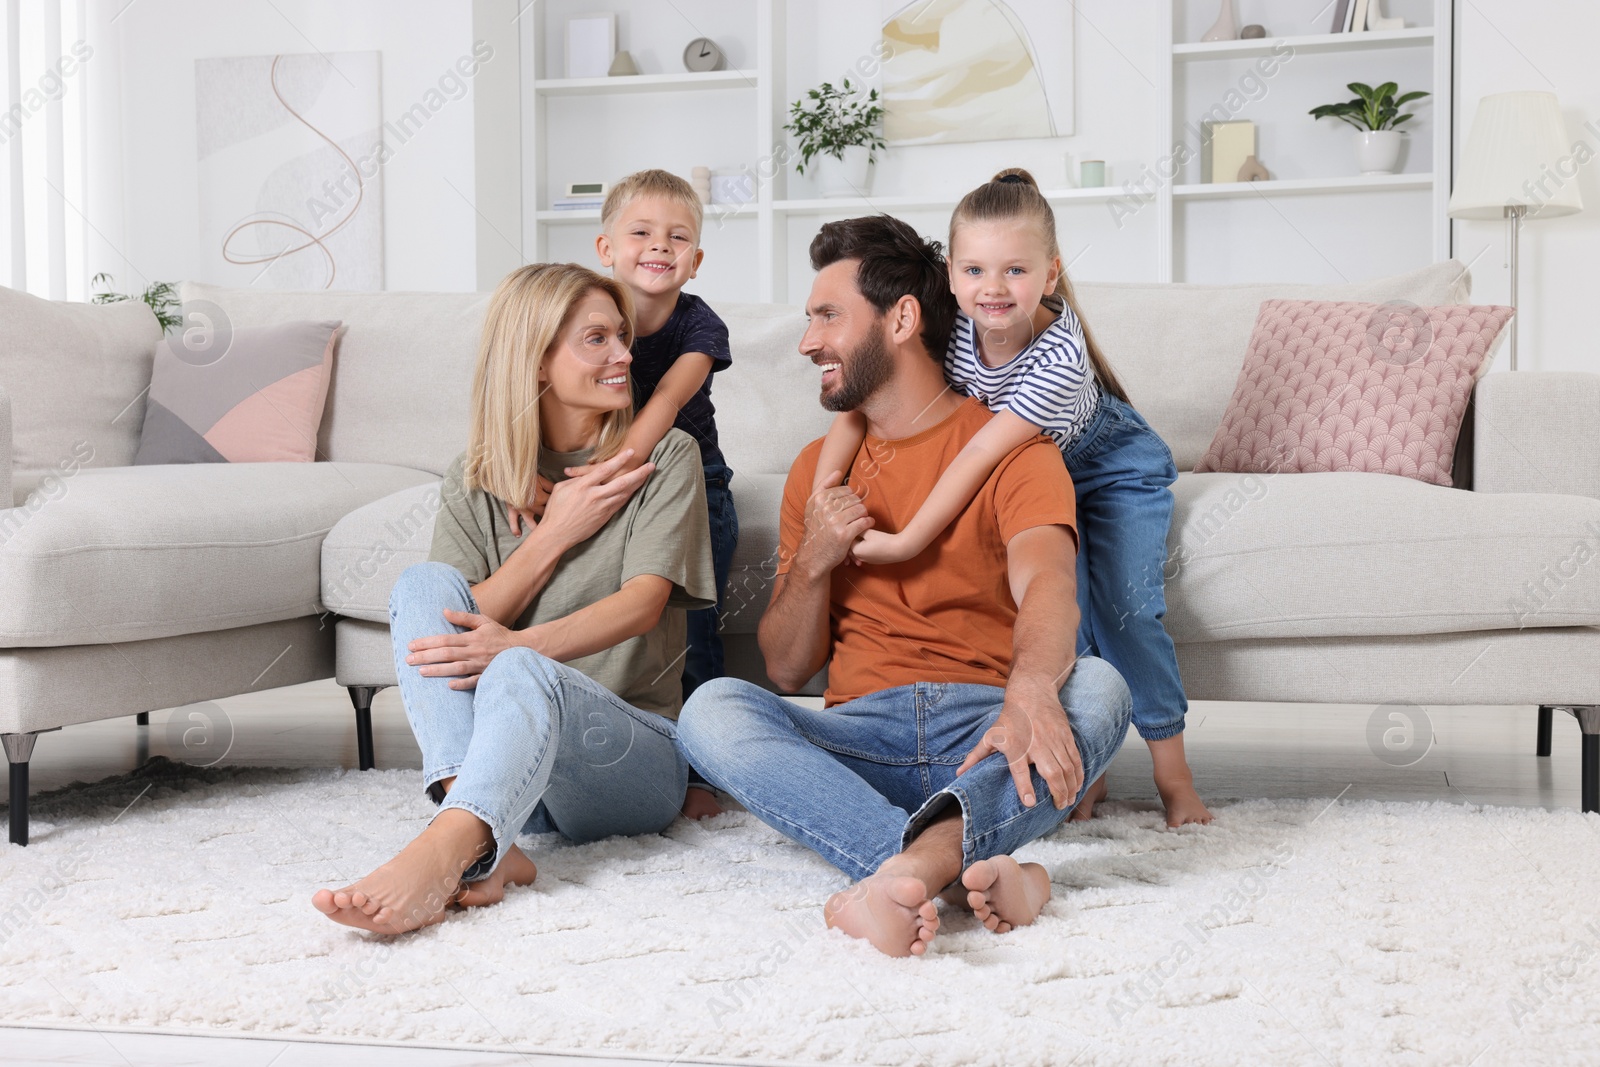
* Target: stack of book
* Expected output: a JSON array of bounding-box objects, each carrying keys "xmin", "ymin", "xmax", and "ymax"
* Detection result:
[
  {"xmin": 1328, "ymin": 0, "xmax": 1398, "ymax": 33},
  {"xmin": 550, "ymin": 194, "xmax": 605, "ymax": 212}
]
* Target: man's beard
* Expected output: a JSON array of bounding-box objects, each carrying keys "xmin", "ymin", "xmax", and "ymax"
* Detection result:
[{"xmin": 820, "ymin": 325, "xmax": 893, "ymax": 413}]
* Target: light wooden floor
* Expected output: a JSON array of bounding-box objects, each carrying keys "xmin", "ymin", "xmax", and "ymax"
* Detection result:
[{"xmin": 4, "ymin": 680, "xmax": 1588, "ymax": 1065}]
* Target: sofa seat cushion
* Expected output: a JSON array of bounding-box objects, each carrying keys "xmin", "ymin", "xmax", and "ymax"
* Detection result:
[
  {"xmin": 723, "ymin": 470, "xmax": 787, "ymax": 635},
  {"xmin": 0, "ymin": 462, "xmax": 435, "ymax": 646},
  {"xmin": 321, "ymin": 482, "xmax": 445, "ymax": 622},
  {"xmin": 1166, "ymin": 472, "xmax": 1600, "ymax": 642}
]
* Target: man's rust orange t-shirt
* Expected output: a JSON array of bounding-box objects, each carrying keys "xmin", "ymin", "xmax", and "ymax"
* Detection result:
[{"xmin": 777, "ymin": 397, "xmax": 1078, "ymax": 706}]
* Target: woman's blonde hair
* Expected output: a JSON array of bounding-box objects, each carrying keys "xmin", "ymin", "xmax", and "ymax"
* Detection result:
[
  {"xmin": 949, "ymin": 167, "xmax": 1129, "ymax": 403},
  {"xmin": 464, "ymin": 263, "xmax": 635, "ymax": 507}
]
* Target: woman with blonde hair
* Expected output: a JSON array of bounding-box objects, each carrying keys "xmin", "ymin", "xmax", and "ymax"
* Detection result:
[{"xmin": 314, "ymin": 263, "xmax": 716, "ymax": 934}]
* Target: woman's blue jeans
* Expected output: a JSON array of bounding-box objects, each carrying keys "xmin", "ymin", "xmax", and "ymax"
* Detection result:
[
  {"xmin": 389, "ymin": 562, "xmax": 689, "ymax": 882},
  {"xmin": 676, "ymin": 658, "xmax": 1132, "ymax": 882},
  {"xmin": 1061, "ymin": 393, "xmax": 1188, "ymax": 742}
]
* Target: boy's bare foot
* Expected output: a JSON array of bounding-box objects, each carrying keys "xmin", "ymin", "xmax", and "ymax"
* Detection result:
[
  {"xmin": 1069, "ymin": 774, "xmax": 1108, "ymax": 822},
  {"xmin": 1159, "ymin": 779, "xmax": 1214, "ymax": 827},
  {"xmin": 824, "ymin": 875, "xmax": 939, "ymax": 957},
  {"xmin": 455, "ymin": 845, "xmax": 537, "ymax": 908},
  {"xmin": 680, "ymin": 786, "xmax": 722, "ymax": 821},
  {"xmin": 962, "ymin": 856, "xmax": 1051, "ymax": 933},
  {"xmin": 311, "ymin": 810, "xmax": 490, "ymax": 935}
]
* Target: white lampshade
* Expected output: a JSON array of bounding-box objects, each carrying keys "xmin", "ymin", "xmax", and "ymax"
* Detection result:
[{"xmin": 1449, "ymin": 92, "xmax": 1584, "ymax": 220}]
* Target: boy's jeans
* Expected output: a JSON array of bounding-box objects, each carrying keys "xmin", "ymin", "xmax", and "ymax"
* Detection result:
[
  {"xmin": 683, "ymin": 463, "xmax": 739, "ymax": 698},
  {"xmin": 390, "ymin": 562, "xmax": 688, "ymax": 882},
  {"xmin": 676, "ymin": 658, "xmax": 1131, "ymax": 882}
]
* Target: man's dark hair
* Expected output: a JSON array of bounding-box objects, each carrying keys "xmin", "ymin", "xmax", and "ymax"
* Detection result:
[{"xmin": 808, "ymin": 215, "xmax": 957, "ymax": 361}]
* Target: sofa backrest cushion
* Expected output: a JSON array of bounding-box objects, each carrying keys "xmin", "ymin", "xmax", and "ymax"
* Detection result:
[
  {"xmin": 0, "ymin": 285, "xmax": 161, "ymax": 475},
  {"xmin": 179, "ymin": 283, "xmax": 487, "ymax": 476},
  {"xmin": 710, "ymin": 302, "xmax": 829, "ymax": 477},
  {"xmin": 1075, "ymin": 261, "xmax": 1473, "ymax": 469}
]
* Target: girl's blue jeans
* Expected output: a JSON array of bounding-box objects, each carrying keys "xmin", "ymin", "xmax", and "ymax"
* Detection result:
[
  {"xmin": 1061, "ymin": 392, "xmax": 1188, "ymax": 742},
  {"xmin": 389, "ymin": 562, "xmax": 689, "ymax": 883}
]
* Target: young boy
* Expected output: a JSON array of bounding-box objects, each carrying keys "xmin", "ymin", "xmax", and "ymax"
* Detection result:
[{"xmin": 511, "ymin": 169, "xmax": 737, "ymax": 709}]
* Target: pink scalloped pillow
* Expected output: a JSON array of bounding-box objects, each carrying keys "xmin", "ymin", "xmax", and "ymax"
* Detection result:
[{"xmin": 1194, "ymin": 299, "xmax": 1514, "ymax": 485}]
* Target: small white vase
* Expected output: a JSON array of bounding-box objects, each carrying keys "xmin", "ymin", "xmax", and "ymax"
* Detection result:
[
  {"xmin": 1353, "ymin": 130, "xmax": 1403, "ymax": 175},
  {"xmin": 815, "ymin": 145, "xmax": 872, "ymax": 198},
  {"xmin": 1200, "ymin": 0, "xmax": 1238, "ymax": 41}
]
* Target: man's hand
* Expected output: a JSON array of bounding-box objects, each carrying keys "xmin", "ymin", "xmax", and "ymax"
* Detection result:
[
  {"xmin": 506, "ymin": 475, "xmax": 555, "ymax": 536},
  {"xmin": 957, "ymin": 673, "xmax": 1083, "ymax": 808},
  {"xmin": 795, "ymin": 470, "xmax": 874, "ymax": 579},
  {"xmin": 405, "ymin": 608, "xmax": 516, "ymax": 690}
]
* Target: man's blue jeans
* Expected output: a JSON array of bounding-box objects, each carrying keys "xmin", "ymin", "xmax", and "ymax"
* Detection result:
[
  {"xmin": 676, "ymin": 658, "xmax": 1131, "ymax": 882},
  {"xmin": 389, "ymin": 562, "xmax": 689, "ymax": 882}
]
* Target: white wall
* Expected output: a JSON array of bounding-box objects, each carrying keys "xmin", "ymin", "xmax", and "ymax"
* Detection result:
[
  {"xmin": 103, "ymin": 0, "xmax": 481, "ymax": 292},
  {"xmin": 1453, "ymin": 1, "xmax": 1600, "ymax": 374}
]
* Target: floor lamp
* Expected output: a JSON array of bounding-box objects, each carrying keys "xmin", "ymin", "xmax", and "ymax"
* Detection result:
[{"xmin": 1447, "ymin": 92, "xmax": 1583, "ymax": 370}]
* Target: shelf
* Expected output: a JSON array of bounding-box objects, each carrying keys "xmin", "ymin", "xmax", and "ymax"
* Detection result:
[
  {"xmin": 1172, "ymin": 173, "xmax": 1434, "ymax": 200},
  {"xmin": 775, "ymin": 188, "xmax": 1123, "ymax": 215},
  {"xmin": 535, "ymin": 204, "xmax": 759, "ymax": 223},
  {"xmin": 1172, "ymin": 27, "xmax": 1434, "ymax": 60},
  {"xmin": 534, "ymin": 70, "xmax": 757, "ymax": 96}
]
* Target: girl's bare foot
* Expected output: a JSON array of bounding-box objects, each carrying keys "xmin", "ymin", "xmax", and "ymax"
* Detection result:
[
  {"xmin": 311, "ymin": 810, "xmax": 490, "ymax": 935},
  {"xmin": 824, "ymin": 875, "xmax": 939, "ymax": 957},
  {"xmin": 961, "ymin": 856, "xmax": 1051, "ymax": 933},
  {"xmin": 455, "ymin": 845, "xmax": 537, "ymax": 907},
  {"xmin": 1069, "ymin": 774, "xmax": 1108, "ymax": 822},
  {"xmin": 680, "ymin": 786, "xmax": 722, "ymax": 821},
  {"xmin": 1159, "ymin": 779, "xmax": 1214, "ymax": 827}
]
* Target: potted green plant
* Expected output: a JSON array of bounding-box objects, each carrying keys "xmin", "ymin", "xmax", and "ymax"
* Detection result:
[
  {"xmin": 784, "ymin": 78, "xmax": 887, "ymax": 197},
  {"xmin": 1309, "ymin": 82, "xmax": 1429, "ymax": 176},
  {"xmin": 90, "ymin": 273, "xmax": 182, "ymax": 333}
]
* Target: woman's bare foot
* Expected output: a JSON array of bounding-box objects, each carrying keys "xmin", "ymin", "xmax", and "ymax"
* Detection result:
[
  {"xmin": 455, "ymin": 845, "xmax": 537, "ymax": 908},
  {"xmin": 962, "ymin": 856, "xmax": 1051, "ymax": 933},
  {"xmin": 1158, "ymin": 779, "xmax": 1214, "ymax": 827},
  {"xmin": 1069, "ymin": 774, "xmax": 1108, "ymax": 822},
  {"xmin": 311, "ymin": 810, "xmax": 490, "ymax": 935},
  {"xmin": 824, "ymin": 875, "xmax": 939, "ymax": 957},
  {"xmin": 680, "ymin": 786, "xmax": 722, "ymax": 821}
]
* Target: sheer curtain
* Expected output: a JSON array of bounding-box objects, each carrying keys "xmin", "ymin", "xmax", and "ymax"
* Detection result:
[{"xmin": 2, "ymin": 0, "xmax": 122, "ymax": 302}]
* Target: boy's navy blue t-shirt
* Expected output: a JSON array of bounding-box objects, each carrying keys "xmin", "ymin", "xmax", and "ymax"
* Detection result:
[{"xmin": 631, "ymin": 291, "xmax": 731, "ymax": 469}]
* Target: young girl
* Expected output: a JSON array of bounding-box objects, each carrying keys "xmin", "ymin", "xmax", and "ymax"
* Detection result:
[{"xmin": 812, "ymin": 168, "xmax": 1211, "ymax": 828}]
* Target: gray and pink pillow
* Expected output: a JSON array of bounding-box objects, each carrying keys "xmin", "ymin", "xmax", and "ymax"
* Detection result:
[
  {"xmin": 1195, "ymin": 299, "xmax": 1514, "ymax": 486},
  {"xmin": 135, "ymin": 320, "xmax": 340, "ymax": 465}
]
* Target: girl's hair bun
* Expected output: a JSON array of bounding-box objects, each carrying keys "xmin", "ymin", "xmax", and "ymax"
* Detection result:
[{"xmin": 992, "ymin": 167, "xmax": 1038, "ymax": 187}]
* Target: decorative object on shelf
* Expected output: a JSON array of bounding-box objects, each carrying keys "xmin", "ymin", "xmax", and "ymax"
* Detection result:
[
  {"xmin": 1202, "ymin": 120, "xmax": 1256, "ymax": 183},
  {"xmin": 1310, "ymin": 81, "xmax": 1429, "ymax": 175},
  {"xmin": 1240, "ymin": 24, "xmax": 1266, "ymax": 39},
  {"xmin": 1449, "ymin": 92, "xmax": 1584, "ymax": 371},
  {"xmin": 1200, "ymin": 0, "xmax": 1238, "ymax": 41},
  {"xmin": 784, "ymin": 77, "xmax": 886, "ymax": 197},
  {"xmin": 880, "ymin": 0, "xmax": 1074, "ymax": 144},
  {"xmin": 1079, "ymin": 160, "xmax": 1106, "ymax": 188},
  {"xmin": 1329, "ymin": 0, "xmax": 1352, "ymax": 33},
  {"xmin": 1236, "ymin": 155, "xmax": 1270, "ymax": 182},
  {"xmin": 565, "ymin": 15, "xmax": 615, "ymax": 79},
  {"xmin": 682, "ymin": 37, "xmax": 726, "ymax": 73},
  {"xmin": 552, "ymin": 181, "xmax": 607, "ymax": 212},
  {"xmin": 607, "ymin": 50, "xmax": 639, "ymax": 76},
  {"xmin": 690, "ymin": 167, "xmax": 713, "ymax": 205},
  {"xmin": 711, "ymin": 171, "xmax": 756, "ymax": 205},
  {"xmin": 1365, "ymin": 0, "xmax": 1404, "ymax": 30}
]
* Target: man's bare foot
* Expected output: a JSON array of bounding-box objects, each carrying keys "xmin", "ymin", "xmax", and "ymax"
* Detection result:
[
  {"xmin": 1159, "ymin": 779, "xmax": 1214, "ymax": 827},
  {"xmin": 455, "ymin": 845, "xmax": 537, "ymax": 907},
  {"xmin": 962, "ymin": 856, "xmax": 1051, "ymax": 933},
  {"xmin": 824, "ymin": 875, "xmax": 940, "ymax": 957},
  {"xmin": 311, "ymin": 810, "xmax": 490, "ymax": 935},
  {"xmin": 1069, "ymin": 774, "xmax": 1108, "ymax": 822},
  {"xmin": 680, "ymin": 786, "xmax": 722, "ymax": 821}
]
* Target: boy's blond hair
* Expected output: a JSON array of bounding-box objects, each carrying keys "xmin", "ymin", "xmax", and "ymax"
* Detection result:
[{"xmin": 600, "ymin": 168, "xmax": 704, "ymax": 240}]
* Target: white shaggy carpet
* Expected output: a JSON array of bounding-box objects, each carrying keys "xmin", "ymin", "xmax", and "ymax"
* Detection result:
[{"xmin": 3, "ymin": 758, "xmax": 1600, "ymax": 1067}]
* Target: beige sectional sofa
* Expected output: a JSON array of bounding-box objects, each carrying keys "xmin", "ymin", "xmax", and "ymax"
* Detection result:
[{"xmin": 2, "ymin": 261, "xmax": 1597, "ymax": 846}]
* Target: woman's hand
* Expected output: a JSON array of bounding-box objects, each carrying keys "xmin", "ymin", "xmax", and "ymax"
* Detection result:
[
  {"xmin": 506, "ymin": 475, "xmax": 555, "ymax": 536},
  {"xmin": 534, "ymin": 449, "xmax": 655, "ymax": 553},
  {"xmin": 405, "ymin": 608, "xmax": 516, "ymax": 690}
]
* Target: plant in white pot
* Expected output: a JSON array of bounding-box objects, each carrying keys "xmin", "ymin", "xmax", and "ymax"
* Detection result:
[
  {"xmin": 1310, "ymin": 82, "xmax": 1429, "ymax": 176},
  {"xmin": 785, "ymin": 78, "xmax": 886, "ymax": 198}
]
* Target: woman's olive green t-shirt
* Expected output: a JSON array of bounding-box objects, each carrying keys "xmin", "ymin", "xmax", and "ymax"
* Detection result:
[{"xmin": 428, "ymin": 428, "xmax": 716, "ymax": 719}]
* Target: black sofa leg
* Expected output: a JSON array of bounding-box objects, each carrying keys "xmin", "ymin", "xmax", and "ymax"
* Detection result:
[
  {"xmin": 4, "ymin": 733, "xmax": 40, "ymax": 846},
  {"xmin": 1572, "ymin": 707, "xmax": 1600, "ymax": 814},
  {"xmin": 348, "ymin": 686, "xmax": 383, "ymax": 771},
  {"xmin": 1537, "ymin": 705, "xmax": 1554, "ymax": 757},
  {"xmin": 136, "ymin": 712, "xmax": 149, "ymax": 727}
]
